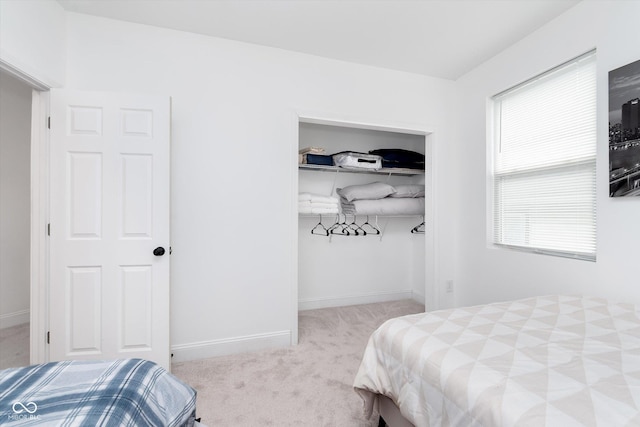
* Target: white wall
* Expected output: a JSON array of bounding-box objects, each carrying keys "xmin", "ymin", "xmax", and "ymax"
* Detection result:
[
  {"xmin": 0, "ymin": 0, "xmax": 66, "ymax": 87},
  {"xmin": 0, "ymin": 72, "xmax": 32, "ymax": 328},
  {"xmin": 451, "ymin": 0, "xmax": 640, "ymax": 307},
  {"xmin": 63, "ymin": 13, "xmax": 454, "ymax": 360}
]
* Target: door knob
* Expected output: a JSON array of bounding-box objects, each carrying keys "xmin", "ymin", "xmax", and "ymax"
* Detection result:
[{"xmin": 153, "ymin": 247, "xmax": 165, "ymax": 256}]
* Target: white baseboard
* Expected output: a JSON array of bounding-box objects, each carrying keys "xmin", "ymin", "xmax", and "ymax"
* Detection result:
[
  {"xmin": 0, "ymin": 309, "xmax": 29, "ymax": 329},
  {"xmin": 298, "ymin": 290, "xmax": 414, "ymax": 311},
  {"xmin": 171, "ymin": 330, "xmax": 291, "ymax": 363}
]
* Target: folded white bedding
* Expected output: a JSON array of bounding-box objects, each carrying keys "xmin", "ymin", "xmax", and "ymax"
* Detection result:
[
  {"xmin": 337, "ymin": 182, "xmax": 396, "ymax": 201},
  {"xmin": 298, "ymin": 206, "xmax": 339, "ymax": 214},
  {"xmin": 298, "ymin": 201, "xmax": 339, "ymax": 210},
  {"xmin": 341, "ymin": 197, "xmax": 424, "ymax": 215},
  {"xmin": 298, "ymin": 193, "xmax": 339, "ymax": 204}
]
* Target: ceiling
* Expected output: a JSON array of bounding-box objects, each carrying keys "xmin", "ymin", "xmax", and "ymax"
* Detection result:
[{"xmin": 57, "ymin": 0, "xmax": 580, "ymax": 80}]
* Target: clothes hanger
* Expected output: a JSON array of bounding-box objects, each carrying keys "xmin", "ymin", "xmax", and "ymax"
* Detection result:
[
  {"xmin": 360, "ymin": 215, "xmax": 381, "ymax": 235},
  {"xmin": 411, "ymin": 217, "xmax": 425, "ymax": 234},
  {"xmin": 327, "ymin": 214, "xmax": 340, "ymax": 233},
  {"xmin": 310, "ymin": 215, "xmax": 329, "ymax": 236},
  {"xmin": 347, "ymin": 215, "xmax": 366, "ymax": 236},
  {"xmin": 329, "ymin": 214, "xmax": 351, "ymax": 236}
]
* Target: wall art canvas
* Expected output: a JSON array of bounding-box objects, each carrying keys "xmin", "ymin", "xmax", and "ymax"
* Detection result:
[{"xmin": 609, "ymin": 58, "xmax": 640, "ymax": 197}]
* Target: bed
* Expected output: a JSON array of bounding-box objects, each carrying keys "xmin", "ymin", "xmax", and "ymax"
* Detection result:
[
  {"xmin": 353, "ymin": 295, "xmax": 640, "ymax": 426},
  {"xmin": 0, "ymin": 358, "xmax": 197, "ymax": 426}
]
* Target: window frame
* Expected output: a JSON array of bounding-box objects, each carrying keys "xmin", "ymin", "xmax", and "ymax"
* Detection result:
[{"xmin": 488, "ymin": 50, "xmax": 597, "ymax": 262}]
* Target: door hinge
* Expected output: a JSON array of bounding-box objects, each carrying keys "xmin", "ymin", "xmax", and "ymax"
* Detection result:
[
  {"xmin": 46, "ymin": 331, "xmax": 50, "ymax": 344},
  {"xmin": 47, "ymin": 223, "xmax": 50, "ymax": 236},
  {"xmin": 47, "ymin": 116, "xmax": 51, "ymax": 129}
]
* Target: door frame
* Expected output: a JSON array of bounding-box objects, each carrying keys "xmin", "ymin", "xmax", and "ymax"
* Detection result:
[
  {"xmin": 0, "ymin": 59, "xmax": 52, "ymax": 365},
  {"xmin": 30, "ymin": 89, "xmax": 50, "ymax": 364}
]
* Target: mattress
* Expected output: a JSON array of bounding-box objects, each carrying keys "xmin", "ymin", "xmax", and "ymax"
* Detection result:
[
  {"xmin": 353, "ymin": 295, "xmax": 640, "ymax": 426},
  {"xmin": 0, "ymin": 358, "xmax": 197, "ymax": 426}
]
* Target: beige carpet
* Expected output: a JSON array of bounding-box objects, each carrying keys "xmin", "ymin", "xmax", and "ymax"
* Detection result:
[
  {"xmin": 0, "ymin": 322, "xmax": 30, "ymax": 370},
  {"xmin": 172, "ymin": 300, "xmax": 424, "ymax": 426}
]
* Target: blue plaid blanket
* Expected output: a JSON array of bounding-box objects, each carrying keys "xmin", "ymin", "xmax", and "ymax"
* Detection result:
[{"xmin": 0, "ymin": 359, "xmax": 196, "ymax": 426}]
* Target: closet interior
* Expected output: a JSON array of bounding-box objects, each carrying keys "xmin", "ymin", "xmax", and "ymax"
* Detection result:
[{"xmin": 297, "ymin": 121, "xmax": 432, "ymax": 312}]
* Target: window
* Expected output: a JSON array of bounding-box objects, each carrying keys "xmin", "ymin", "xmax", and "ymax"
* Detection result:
[{"xmin": 491, "ymin": 51, "xmax": 597, "ymax": 261}]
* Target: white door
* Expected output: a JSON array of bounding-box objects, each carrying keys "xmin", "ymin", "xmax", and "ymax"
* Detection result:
[{"xmin": 48, "ymin": 90, "xmax": 171, "ymax": 369}]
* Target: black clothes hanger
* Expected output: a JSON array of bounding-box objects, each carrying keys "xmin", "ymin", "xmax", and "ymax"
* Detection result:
[
  {"xmin": 310, "ymin": 215, "xmax": 329, "ymax": 236},
  {"xmin": 411, "ymin": 218, "xmax": 425, "ymax": 234},
  {"xmin": 347, "ymin": 215, "xmax": 366, "ymax": 236},
  {"xmin": 329, "ymin": 214, "xmax": 351, "ymax": 236},
  {"xmin": 360, "ymin": 215, "xmax": 381, "ymax": 235}
]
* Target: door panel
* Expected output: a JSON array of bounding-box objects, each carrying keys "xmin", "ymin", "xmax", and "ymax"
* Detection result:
[
  {"xmin": 121, "ymin": 154, "xmax": 153, "ymax": 238},
  {"xmin": 68, "ymin": 152, "xmax": 102, "ymax": 238},
  {"xmin": 49, "ymin": 90, "xmax": 170, "ymax": 369},
  {"xmin": 120, "ymin": 265, "xmax": 152, "ymax": 349},
  {"xmin": 68, "ymin": 266, "xmax": 101, "ymax": 353}
]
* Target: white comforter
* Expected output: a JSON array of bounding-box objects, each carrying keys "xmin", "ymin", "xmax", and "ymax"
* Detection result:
[{"xmin": 353, "ymin": 295, "xmax": 640, "ymax": 426}]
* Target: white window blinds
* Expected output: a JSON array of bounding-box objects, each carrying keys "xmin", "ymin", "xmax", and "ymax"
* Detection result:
[{"xmin": 492, "ymin": 51, "xmax": 597, "ymax": 261}]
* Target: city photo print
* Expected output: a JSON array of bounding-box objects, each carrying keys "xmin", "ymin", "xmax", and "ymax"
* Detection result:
[{"xmin": 609, "ymin": 58, "xmax": 640, "ymax": 197}]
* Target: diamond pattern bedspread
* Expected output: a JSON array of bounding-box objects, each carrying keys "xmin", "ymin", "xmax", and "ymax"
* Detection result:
[
  {"xmin": 0, "ymin": 358, "xmax": 196, "ymax": 426},
  {"xmin": 353, "ymin": 295, "xmax": 640, "ymax": 426}
]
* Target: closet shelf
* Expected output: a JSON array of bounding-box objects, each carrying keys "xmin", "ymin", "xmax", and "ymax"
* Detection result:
[{"xmin": 299, "ymin": 164, "xmax": 424, "ymax": 176}]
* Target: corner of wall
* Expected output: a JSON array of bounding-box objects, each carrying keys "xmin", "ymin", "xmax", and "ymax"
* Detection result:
[{"xmin": 0, "ymin": 0, "xmax": 67, "ymax": 88}]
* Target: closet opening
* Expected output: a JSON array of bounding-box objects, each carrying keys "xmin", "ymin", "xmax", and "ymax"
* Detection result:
[
  {"xmin": 0, "ymin": 70, "xmax": 34, "ymax": 369},
  {"xmin": 293, "ymin": 115, "xmax": 435, "ymax": 344}
]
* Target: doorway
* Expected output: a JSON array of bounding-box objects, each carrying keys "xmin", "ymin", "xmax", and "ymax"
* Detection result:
[
  {"xmin": 0, "ymin": 70, "xmax": 33, "ymax": 368},
  {"xmin": 290, "ymin": 112, "xmax": 437, "ymax": 345}
]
